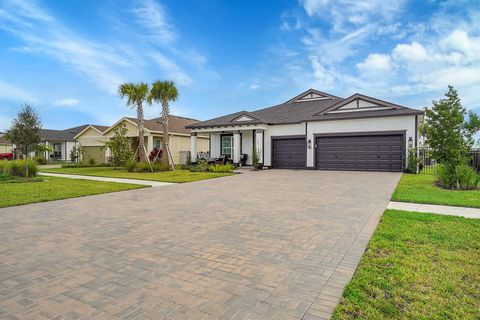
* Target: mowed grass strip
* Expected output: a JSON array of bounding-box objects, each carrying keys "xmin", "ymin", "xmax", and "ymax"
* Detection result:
[
  {"xmin": 392, "ymin": 173, "xmax": 480, "ymax": 208},
  {"xmin": 40, "ymin": 166, "xmax": 234, "ymax": 183},
  {"xmin": 0, "ymin": 176, "xmax": 146, "ymax": 208},
  {"xmin": 333, "ymin": 209, "xmax": 480, "ymax": 320}
]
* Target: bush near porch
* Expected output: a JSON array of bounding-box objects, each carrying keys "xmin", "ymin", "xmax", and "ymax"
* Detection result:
[{"xmin": 333, "ymin": 210, "xmax": 480, "ymax": 320}]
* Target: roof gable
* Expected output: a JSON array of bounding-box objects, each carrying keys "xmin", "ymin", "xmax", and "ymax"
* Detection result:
[
  {"xmin": 318, "ymin": 94, "xmax": 407, "ymax": 115},
  {"xmin": 231, "ymin": 112, "xmax": 260, "ymax": 122},
  {"xmin": 74, "ymin": 125, "xmax": 104, "ymax": 139},
  {"xmin": 285, "ymin": 89, "xmax": 341, "ymax": 103}
]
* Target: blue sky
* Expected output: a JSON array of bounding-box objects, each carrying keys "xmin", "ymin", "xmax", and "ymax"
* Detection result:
[{"xmin": 0, "ymin": 0, "xmax": 479, "ymax": 130}]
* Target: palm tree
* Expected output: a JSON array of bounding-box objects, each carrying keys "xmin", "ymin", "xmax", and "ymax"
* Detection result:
[
  {"xmin": 148, "ymin": 80, "xmax": 178, "ymax": 166},
  {"xmin": 118, "ymin": 82, "xmax": 149, "ymax": 162}
]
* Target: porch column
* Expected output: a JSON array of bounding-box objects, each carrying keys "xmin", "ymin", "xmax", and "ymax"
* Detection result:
[
  {"xmin": 255, "ymin": 129, "xmax": 264, "ymax": 166},
  {"xmin": 146, "ymin": 135, "xmax": 154, "ymax": 153},
  {"xmin": 233, "ymin": 131, "xmax": 241, "ymax": 166},
  {"xmin": 190, "ymin": 132, "xmax": 197, "ymax": 163}
]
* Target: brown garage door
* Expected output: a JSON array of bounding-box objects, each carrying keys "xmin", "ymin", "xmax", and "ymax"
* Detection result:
[
  {"xmin": 273, "ymin": 137, "xmax": 306, "ymax": 169},
  {"xmin": 315, "ymin": 134, "xmax": 404, "ymax": 172}
]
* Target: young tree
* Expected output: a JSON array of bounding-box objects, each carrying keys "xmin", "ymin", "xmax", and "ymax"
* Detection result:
[
  {"xmin": 6, "ymin": 104, "xmax": 42, "ymax": 177},
  {"xmin": 118, "ymin": 82, "xmax": 149, "ymax": 162},
  {"xmin": 70, "ymin": 145, "xmax": 82, "ymax": 163},
  {"xmin": 148, "ymin": 80, "xmax": 178, "ymax": 166},
  {"xmin": 103, "ymin": 122, "xmax": 132, "ymax": 169},
  {"xmin": 424, "ymin": 86, "xmax": 480, "ymax": 183}
]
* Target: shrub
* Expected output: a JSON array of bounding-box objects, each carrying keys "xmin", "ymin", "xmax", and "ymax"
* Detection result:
[
  {"xmin": 437, "ymin": 164, "xmax": 480, "ymax": 190},
  {"xmin": 404, "ymin": 148, "xmax": 420, "ymax": 174},
  {"xmin": 456, "ymin": 165, "xmax": 480, "ymax": 190},
  {"xmin": 88, "ymin": 157, "xmax": 96, "ymax": 166},
  {"xmin": 0, "ymin": 161, "xmax": 8, "ymax": 174},
  {"xmin": 34, "ymin": 156, "xmax": 47, "ymax": 165},
  {"xmin": 208, "ymin": 163, "xmax": 235, "ymax": 173},
  {"xmin": 190, "ymin": 161, "xmax": 209, "ymax": 172},
  {"xmin": 0, "ymin": 160, "xmax": 37, "ymax": 177}
]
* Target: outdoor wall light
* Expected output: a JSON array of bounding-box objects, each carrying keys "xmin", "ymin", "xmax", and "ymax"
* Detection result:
[
  {"xmin": 408, "ymin": 137, "xmax": 413, "ymax": 148},
  {"xmin": 307, "ymin": 139, "xmax": 312, "ymax": 149}
]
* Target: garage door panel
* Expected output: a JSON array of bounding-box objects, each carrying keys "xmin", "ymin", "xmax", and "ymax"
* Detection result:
[
  {"xmin": 315, "ymin": 134, "xmax": 404, "ymax": 172},
  {"xmin": 273, "ymin": 138, "xmax": 306, "ymax": 169}
]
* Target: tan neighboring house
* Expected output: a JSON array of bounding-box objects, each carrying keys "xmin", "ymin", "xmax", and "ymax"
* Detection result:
[
  {"xmin": 75, "ymin": 115, "xmax": 209, "ymax": 164},
  {"xmin": 0, "ymin": 132, "xmax": 13, "ymax": 154}
]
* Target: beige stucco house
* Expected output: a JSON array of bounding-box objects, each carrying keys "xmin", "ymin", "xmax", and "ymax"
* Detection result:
[{"xmin": 75, "ymin": 115, "xmax": 209, "ymax": 164}]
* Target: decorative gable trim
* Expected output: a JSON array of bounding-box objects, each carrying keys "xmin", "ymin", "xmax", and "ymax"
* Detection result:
[
  {"xmin": 231, "ymin": 113, "xmax": 260, "ymax": 122},
  {"xmin": 318, "ymin": 94, "xmax": 407, "ymax": 116},
  {"xmin": 285, "ymin": 88, "xmax": 341, "ymax": 104},
  {"xmin": 73, "ymin": 125, "xmax": 104, "ymax": 140}
]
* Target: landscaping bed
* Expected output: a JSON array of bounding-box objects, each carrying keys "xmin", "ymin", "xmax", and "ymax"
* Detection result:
[
  {"xmin": 333, "ymin": 209, "xmax": 480, "ymax": 319},
  {"xmin": 392, "ymin": 173, "xmax": 480, "ymax": 208},
  {"xmin": 39, "ymin": 166, "xmax": 234, "ymax": 183},
  {"xmin": 0, "ymin": 176, "xmax": 145, "ymax": 208}
]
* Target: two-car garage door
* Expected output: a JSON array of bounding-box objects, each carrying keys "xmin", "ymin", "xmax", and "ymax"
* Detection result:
[
  {"xmin": 315, "ymin": 134, "xmax": 404, "ymax": 172},
  {"xmin": 272, "ymin": 133, "xmax": 404, "ymax": 172}
]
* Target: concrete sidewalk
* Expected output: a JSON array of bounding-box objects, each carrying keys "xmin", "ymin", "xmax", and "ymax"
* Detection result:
[
  {"xmin": 38, "ymin": 172, "xmax": 174, "ymax": 187},
  {"xmin": 388, "ymin": 201, "xmax": 480, "ymax": 219}
]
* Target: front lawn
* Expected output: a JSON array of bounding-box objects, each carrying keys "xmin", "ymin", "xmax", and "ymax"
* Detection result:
[
  {"xmin": 39, "ymin": 166, "xmax": 234, "ymax": 183},
  {"xmin": 333, "ymin": 210, "xmax": 480, "ymax": 319},
  {"xmin": 392, "ymin": 173, "xmax": 480, "ymax": 208},
  {"xmin": 0, "ymin": 176, "xmax": 145, "ymax": 208}
]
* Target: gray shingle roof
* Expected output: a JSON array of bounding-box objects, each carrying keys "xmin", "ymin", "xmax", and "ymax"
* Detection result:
[
  {"xmin": 41, "ymin": 124, "xmax": 103, "ymax": 141},
  {"xmin": 126, "ymin": 114, "xmax": 201, "ymax": 135},
  {"xmin": 187, "ymin": 89, "xmax": 423, "ymax": 129}
]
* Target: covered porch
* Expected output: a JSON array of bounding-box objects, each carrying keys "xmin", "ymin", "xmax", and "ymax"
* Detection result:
[{"xmin": 190, "ymin": 125, "xmax": 265, "ymax": 166}]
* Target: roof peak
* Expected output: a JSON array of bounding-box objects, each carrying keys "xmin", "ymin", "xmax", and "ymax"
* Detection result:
[{"xmin": 285, "ymin": 88, "xmax": 342, "ymax": 104}]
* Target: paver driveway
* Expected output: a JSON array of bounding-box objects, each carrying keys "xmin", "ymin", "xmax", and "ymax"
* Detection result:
[{"xmin": 0, "ymin": 170, "xmax": 400, "ymax": 320}]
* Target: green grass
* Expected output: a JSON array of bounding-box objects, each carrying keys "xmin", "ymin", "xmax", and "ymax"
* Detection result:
[
  {"xmin": 39, "ymin": 166, "xmax": 234, "ymax": 183},
  {"xmin": 333, "ymin": 209, "xmax": 480, "ymax": 320},
  {"xmin": 392, "ymin": 173, "xmax": 480, "ymax": 208},
  {"xmin": 0, "ymin": 176, "xmax": 146, "ymax": 208}
]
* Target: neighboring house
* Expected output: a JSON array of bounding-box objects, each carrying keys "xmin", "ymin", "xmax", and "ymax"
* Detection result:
[
  {"xmin": 0, "ymin": 132, "xmax": 13, "ymax": 154},
  {"xmin": 75, "ymin": 115, "xmax": 209, "ymax": 165},
  {"xmin": 187, "ymin": 89, "xmax": 424, "ymax": 172},
  {"xmin": 36, "ymin": 125, "xmax": 103, "ymax": 161}
]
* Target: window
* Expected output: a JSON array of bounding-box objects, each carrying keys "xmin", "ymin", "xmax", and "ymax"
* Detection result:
[
  {"xmin": 155, "ymin": 139, "xmax": 161, "ymax": 149},
  {"xmin": 53, "ymin": 143, "xmax": 62, "ymax": 159},
  {"xmin": 221, "ymin": 135, "xmax": 233, "ymax": 158}
]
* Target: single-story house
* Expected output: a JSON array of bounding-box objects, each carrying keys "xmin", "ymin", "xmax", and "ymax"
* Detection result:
[
  {"xmin": 36, "ymin": 125, "xmax": 108, "ymax": 161},
  {"xmin": 187, "ymin": 89, "xmax": 424, "ymax": 172},
  {"xmin": 75, "ymin": 115, "xmax": 209, "ymax": 164}
]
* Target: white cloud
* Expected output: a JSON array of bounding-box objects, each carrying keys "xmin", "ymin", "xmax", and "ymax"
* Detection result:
[
  {"xmin": 131, "ymin": 0, "xmax": 176, "ymax": 44},
  {"xmin": 440, "ymin": 29, "xmax": 480, "ymax": 63},
  {"xmin": 149, "ymin": 52, "xmax": 193, "ymax": 86},
  {"xmin": 0, "ymin": 79, "xmax": 33, "ymax": 102},
  {"xmin": 299, "ymin": 0, "xmax": 404, "ymax": 32},
  {"xmin": 52, "ymin": 98, "xmax": 80, "ymax": 107},
  {"xmin": 0, "ymin": 0, "xmax": 127, "ymax": 94},
  {"xmin": 357, "ymin": 53, "xmax": 392, "ymax": 73},
  {"xmin": 393, "ymin": 42, "xmax": 428, "ymax": 62}
]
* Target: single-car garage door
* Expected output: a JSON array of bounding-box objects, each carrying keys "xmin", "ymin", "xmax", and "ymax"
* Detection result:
[
  {"xmin": 316, "ymin": 134, "xmax": 404, "ymax": 172},
  {"xmin": 82, "ymin": 146, "xmax": 105, "ymax": 165},
  {"xmin": 273, "ymin": 137, "xmax": 306, "ymax": 169}
]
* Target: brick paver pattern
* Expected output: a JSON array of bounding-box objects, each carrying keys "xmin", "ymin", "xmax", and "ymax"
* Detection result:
[{"xmin": 0, "ymin": 170, "xmax": 400, "ymax": 320}]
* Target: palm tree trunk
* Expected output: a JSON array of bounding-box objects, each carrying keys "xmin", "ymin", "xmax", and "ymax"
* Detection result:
[
  {"xmin": 137, "ymin": 103, "xmax": 146, "ymax": 162},
  {"xmin": 161, "ymin": 103, "xmax": 169, "ymax": 166}
]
